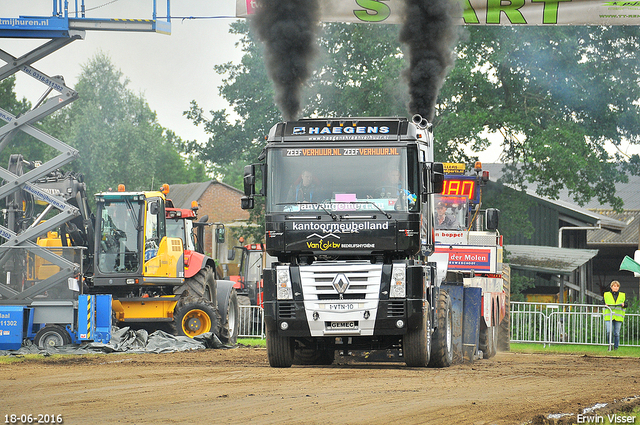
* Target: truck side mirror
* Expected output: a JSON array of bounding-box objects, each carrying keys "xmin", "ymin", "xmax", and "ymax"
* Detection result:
[
  {"xmin": 242, "ymin": 164, "xmax": 256, "ymax": 210},
  {"xmin": 424, "ymin": 162, "xmax": 445, "ymax": 194},
  {"xmin": 241, "ymin": 196, "xmax": 254, "ymax": 210},
  {"xmin": 243, "ymin": 164, "xmax": 256, "ymax": 197},
  {"xmin": 432, "ymin": 163, "xmax": 444, "ymax": 194},
  {"xmin": 486, "ymin": 208, "xmax": 500, "ymax": 230},
  {"xmin": 227, "ymin": 248, "xmax": 236, "ymax": 261}
]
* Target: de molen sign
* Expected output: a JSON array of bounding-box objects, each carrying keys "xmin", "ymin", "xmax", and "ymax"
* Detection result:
[
  {"xmin": 434, "ymin": 246, "xmax": 497, "ymax": 273},
  {"xmin": 236, "ymin": 0, "xmax": 640, "ymax": 25}
]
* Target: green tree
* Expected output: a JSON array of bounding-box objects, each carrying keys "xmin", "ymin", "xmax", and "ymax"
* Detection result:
[
  {"xmin": 436, "ymin": 26, "xmax": 640, "ymax": 211},
  {"xmin": 49, "ymin": 52, "xmax": 205, "ymax": 197},
  {"xmin": 190, "ymin": 23, "xmax": 640, "ymax": 241},
  {"xmin": 0, "ymin": 76, "xmax": 57, "ymax": 166}
]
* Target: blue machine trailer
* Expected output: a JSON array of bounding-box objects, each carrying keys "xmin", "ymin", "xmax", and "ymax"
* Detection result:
[{"xmin": 0, "ymin": 294, "xmax": 112, "ymax": 350}]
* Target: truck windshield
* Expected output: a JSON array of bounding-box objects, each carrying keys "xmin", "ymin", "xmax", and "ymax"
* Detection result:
[
  {"xmin": 266, "ymin": 147, "xmax": 419, "ymax": 213},
  {"xmin": 97, "ymin": 201, "xmax": 142, "ymax": 273},
  {"xmin": 433, "ymin": 194, "xmax": 468, "ymax": 230}
]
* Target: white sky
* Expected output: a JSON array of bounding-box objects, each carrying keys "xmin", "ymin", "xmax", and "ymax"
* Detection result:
[{"xmin": 2, "ymin": 0, "xmax": 242, "ymax": 145}]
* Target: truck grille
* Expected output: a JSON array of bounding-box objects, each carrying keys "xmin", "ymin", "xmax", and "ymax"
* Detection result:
[
  {"xmin": 387, "ymin": 300, "xmax": 405, "ymax": 317},
  {"xmin": 278, "ymin": 302, "xmax": 295, "ymax": 319},
  {"xmin": 299, "ymin": 263, "xmax": 382, "ymax": 301}
]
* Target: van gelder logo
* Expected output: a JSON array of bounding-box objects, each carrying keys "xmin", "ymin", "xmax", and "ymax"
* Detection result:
[{"xmin": 293, "ymin": 221, "xmax": 389, "ymax": 234}]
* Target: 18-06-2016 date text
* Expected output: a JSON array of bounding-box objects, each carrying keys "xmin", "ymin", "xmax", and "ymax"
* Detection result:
[{"xmin": 4, "ymin": 414, "xmax": 63, "ymax": 424}]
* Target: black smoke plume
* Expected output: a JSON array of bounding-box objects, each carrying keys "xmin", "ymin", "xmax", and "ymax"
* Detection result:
[
  {"xmin": 252, "ymin": 0, "xmax": 320, "ymax": 121},
  {"xmin": 399, "ymin": 0, "xmax": 461, "ymax": 121}
]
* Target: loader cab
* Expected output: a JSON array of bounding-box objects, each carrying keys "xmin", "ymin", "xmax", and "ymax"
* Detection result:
[{"xmin": 92, "ymin": 191, "xmax": 182, "ymax": 289}]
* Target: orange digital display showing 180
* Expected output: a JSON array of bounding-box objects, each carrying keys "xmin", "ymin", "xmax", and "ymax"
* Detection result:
[{"xmin": 442, "ymin": 178, "xmax": 477, "ymax": 201}]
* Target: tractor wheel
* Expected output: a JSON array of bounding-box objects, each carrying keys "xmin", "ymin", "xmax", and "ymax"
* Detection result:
[
  {"xmin": 294, "ymin": 348, "xmax": 335, "ymax": 365},
  {"xmin": 266, "ymin": 327, "xmax": 294, "ymax": 368},
  {"xmin": 173, "ymin": 297, "xmax": 220, "ymax": 339},
  {"xmin": 34, "ymin": 325, "xmax": 72, "ymax": 349},
  {"xmin": 219, "ymin": 288, "xmax": 239, "ymax": 345},
  {"xmin": 237, "ymin": 294, "xmax": 252, "ymax": 336},
  {"xmin": 403, "ymin": 301, "xmax": 432, "ymax": 367},
  {"xmin": 429, "ymin": 292, "xmax": 453, "ymax": 368},
  {"xmin": 176, "ymin": 266, "xmax": 215, "ymax": 300}
]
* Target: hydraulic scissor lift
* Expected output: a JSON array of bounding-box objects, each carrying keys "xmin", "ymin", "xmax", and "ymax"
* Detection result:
[{"xmin": 0, "ymin": 1, "xmax": 171, "ymax": 348}]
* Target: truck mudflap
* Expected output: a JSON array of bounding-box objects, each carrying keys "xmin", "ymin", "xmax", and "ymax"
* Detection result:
[{"xmin": 440, "ymin": 285, "xmax": 483, "ymax": 363}]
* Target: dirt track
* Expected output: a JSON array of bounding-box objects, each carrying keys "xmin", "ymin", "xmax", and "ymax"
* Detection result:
[{"xmin": 1, "ymin": 348, "xmax": 639, "ymax": 425}]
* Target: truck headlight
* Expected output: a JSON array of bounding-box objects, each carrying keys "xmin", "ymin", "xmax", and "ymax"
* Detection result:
[
  {"xmin": 277, "ymin": 267, "xmax": 293, "ymax": 300},
  {"xmin": 390, "ymin": 264, "xmax": 406, "ymax": 298}
]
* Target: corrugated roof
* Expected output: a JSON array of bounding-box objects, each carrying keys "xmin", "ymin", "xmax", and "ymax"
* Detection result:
[
  {"xmin": 505, "ymin": 244, "xmax": 599, "ymax": 275},
  {"xmin": 482, "ymin": 163, "xmax": 627, "ymax": 232},
  {"xmin": 166, "ymin": 181, "xmax": 212, "ymax": 209},
  {"xmin": 587, "ymin": 210, "xmax": 639, "ymax": 246}
]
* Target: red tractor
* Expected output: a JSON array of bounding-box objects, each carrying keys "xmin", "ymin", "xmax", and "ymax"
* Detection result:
[
  {"xmin": 227, "ymin": 241, "xmax": 275, "ymax": 333},
  {"xmin": 163, "ymin": 186, "xmax": 240, "ymax": 344}
]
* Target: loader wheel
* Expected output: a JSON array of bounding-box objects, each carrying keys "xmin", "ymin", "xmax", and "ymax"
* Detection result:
[
  {"xmin": 237, "ymin": 294, "xmax": 251, "ymax": 336},
  {"xmin": 429, "ymin": 292, "xmax": 453, "ymax": 368},
  {"xmin": 34, "ymin": 325, "xmax": 72, "ymax": 349},
  {"xmin": 294, "ymin": 348, "xmax": 335, "ymax": 365},
  {"xmin": 176, "ymin": 266, "xmax": 215, "ymax": 300},
  {"xmin": 403, "ymin": 301, "xmax": 431, "ymax": 367},
  {"xmin": 266, "ymin": 326, "xmax": 294, "ymax": 368},
  {"xmin": 174, "ymin": 298, "xmax": 220, "ymax": 338}
]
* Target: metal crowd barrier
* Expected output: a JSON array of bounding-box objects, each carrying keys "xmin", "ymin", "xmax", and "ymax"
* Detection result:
[
  {"xmin": 511, "ymin": 302, "xmax": 640, "ymax": 349},
  {"xmin": 238, "ymin": 305, "xmax": 265, "ymax": 338}
]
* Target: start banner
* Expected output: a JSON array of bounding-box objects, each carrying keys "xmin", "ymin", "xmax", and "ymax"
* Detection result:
[{"xmin": 236, "ymin": 0, "xmax": 640, "ymax": 26}]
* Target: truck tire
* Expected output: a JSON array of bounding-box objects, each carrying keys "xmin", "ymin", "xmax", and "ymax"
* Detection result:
[
  {"xmin": 429, "ymin": 292, "xmax": 453, "ymax": 368},
  {"xmin": 403, "ymin": 301, "xmax": 431, "ymax": 367},
  {"xmin": 237, "ymin": 294, "xmax": 252, "ymax": 336},
  {"xmin": 479, "ymin": 318, "xmax": 498, "ymax": 359},
  {"xmin": 173, "ymin": 297, "xmax": 220, "ymax": 338},
  {"xmin": 498, "ymin": 274, "xmax": 511, "ymax": 351},
  {"xmin": 175, "ymin": 266, "xmax": 215, "ymax": 301},
  {"xmin": 266, "ymin": 327, "xmax": 294, "ymax": 368},
  {"xmin": 218, "ymin": 287, "xmax": 240, "ymax": 345},
  {"xmin": 294, "ymin": 348, "xmax": 335, "ymax": 365},
  {"xmin": 34, "ymin": 325, "xmax": 72, "ymax": 349}
]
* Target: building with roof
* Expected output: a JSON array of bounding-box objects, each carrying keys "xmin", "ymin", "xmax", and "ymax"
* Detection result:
[
  {"xmin": 483, "ymin": 164, "xmax": 637, "ymax": 301},
  {"xmin": 165, "ymin": 180, "xmax": 250, "ymax": 264}
]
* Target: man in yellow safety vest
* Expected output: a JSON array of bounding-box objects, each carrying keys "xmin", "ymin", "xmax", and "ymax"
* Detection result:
[{"xmin": 604, "ymin": 280, "xmax": 628, "ymax": 350}]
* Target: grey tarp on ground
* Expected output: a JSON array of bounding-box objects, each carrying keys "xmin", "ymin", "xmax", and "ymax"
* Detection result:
[{"xmin": 0, "ymin": 327, "xmax": 230, "ymax": 356}]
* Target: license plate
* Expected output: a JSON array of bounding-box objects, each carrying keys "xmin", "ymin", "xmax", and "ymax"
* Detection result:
[
  {"xmin": 324, "ymin": 303, "xmax": 357, "ymax": 311},
  {"xmin": 329, "ymin": 321, "xmax": 356, "ymax": 330}
]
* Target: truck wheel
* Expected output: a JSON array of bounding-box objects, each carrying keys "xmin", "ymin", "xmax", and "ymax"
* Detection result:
[
  {"xmin": 294, "ymin": 348, "xmax": 335, "ymax": 365},
  {"xmin": 266, "ymin": 328, "xmax": 294, "ymax": 368},
  {"xmin": 176, "ymin": 266, "xmax": 215, "ymax": 300},
  {"xmin": 498, "ymin": 276, "xmax": 511, "ymax": 351},
  {"xmin": 429, "ymin": 292, "xmax": 453, "ymax": 368},
  {"xmin": 34, "ymin": 325, "xmax": 72, "ymax": 349},
  {"xmin": 237, "ymin": 294, "xmax": 251, "ymax": 336},
  {"xmin": 219, "ymin": 289, "xmax": 239, "ymax": 345},
  {"xmin": 403, "ymin": 301, "xmax": 431, "ymax": 367},
  {"xmin": 174, "ymin": 297, "xmax": 220, "ymax": 338},
  {"xmin": 479, "ymin": 320, "xmax": 497, "ymax": 359}
]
